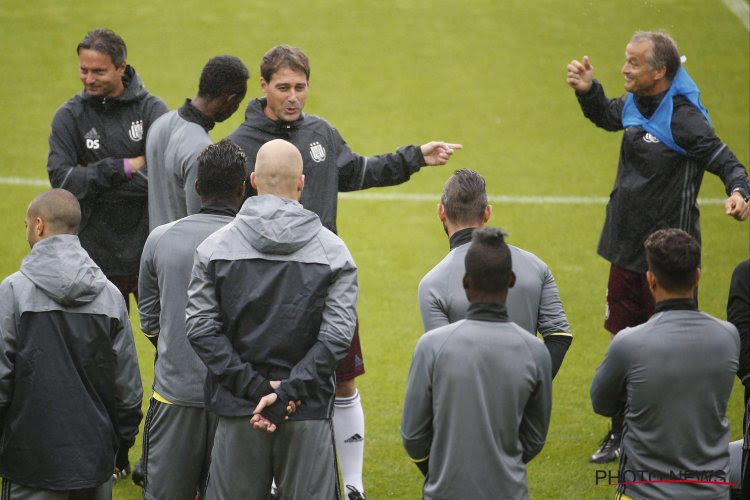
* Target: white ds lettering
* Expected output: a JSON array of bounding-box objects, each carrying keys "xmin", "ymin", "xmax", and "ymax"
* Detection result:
[{"xmin": 86, "ymin": 139, "xmax": 100, "ymax": 149}]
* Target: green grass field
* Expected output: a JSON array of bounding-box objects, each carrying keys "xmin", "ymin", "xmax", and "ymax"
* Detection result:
[{"xmin": 1, "ymin": 1, "xmax": 748, "ymax": 498}]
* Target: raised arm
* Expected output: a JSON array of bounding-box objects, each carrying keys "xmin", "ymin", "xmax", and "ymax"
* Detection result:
[{"xmin": 335, "ymin": 125, "xmax": 462, "ymax": 192}]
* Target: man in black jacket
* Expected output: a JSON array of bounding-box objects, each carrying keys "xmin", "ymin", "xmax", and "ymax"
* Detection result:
[
  {"xmin": 0, "ymin": 189, "xmax": 142, "ymax": 499},
  {"xmin": 47, "ymin": 28, "xmax": 167, "ymax": 312},
  {"xmin": 227, "ymin": 45, "xmax": 461, "ymax": 499},
  {"xmin": 567, "ymin": 30, "xmax": 749, "ymax": 463}
]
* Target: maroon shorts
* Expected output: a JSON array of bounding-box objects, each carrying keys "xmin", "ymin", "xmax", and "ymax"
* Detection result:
[
  {"xmin": 335, "ymin": 320, "xmax": 365, "ymax": 382},
  {"xmin": 110, "ymin": 274, "xmax": 138, "ymax": 312},
  {"xmin": 604, "ymin": 264, "xmax": 655, "ymax": 335}
]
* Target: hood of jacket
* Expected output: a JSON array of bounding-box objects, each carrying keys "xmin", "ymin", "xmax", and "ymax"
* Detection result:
[
  {"xmin": 20, "ymin": 234, "xmax": 107, "ymax": 306},
  {"xmin": 80, "ymin": 65, "xmax": 149, "ymax": 105},
  {"xmin": 243, "ymin": 97, "xmax": 307, "ymax": 135},
  {"xmin": 235, "ymin": 195, "xmax": 321, "ymax": 255}
]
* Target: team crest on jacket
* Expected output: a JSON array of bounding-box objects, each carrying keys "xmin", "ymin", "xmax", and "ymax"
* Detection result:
[
  {"xmin": 128, "ymin": 120, "xmax": 144, "ymax": 142},
  {"xmin": 643, "ymin": 133, "xmax": 660, "ymax": 144},
  {"xmin": 309, "ymin": 141, "xmax": 326, "ymax": 163}
]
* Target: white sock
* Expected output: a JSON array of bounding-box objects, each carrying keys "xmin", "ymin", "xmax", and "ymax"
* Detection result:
[{"xmin": 334, "ymin": 390, "xmax": 365, "ymax": 493}]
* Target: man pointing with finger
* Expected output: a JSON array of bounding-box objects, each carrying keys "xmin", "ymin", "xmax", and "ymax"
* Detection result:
[
  {"xmin": 567, "ymin": 31, "xmax": 749, "ymax": 464},
  {"xmin": 228, "ymin": 44, "xmax": 461, "ymax": 499}
]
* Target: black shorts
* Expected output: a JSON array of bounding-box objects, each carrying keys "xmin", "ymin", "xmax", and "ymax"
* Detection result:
[
  {"xmin": 335, "ymin": 320, "xmax": 365, "ymax": 382},
  {"xmin": 604, "ymin": 264, "xmax": 654, "ymax": 335}
]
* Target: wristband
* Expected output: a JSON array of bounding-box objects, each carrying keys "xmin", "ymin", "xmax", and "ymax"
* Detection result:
[{"xmin": 123, "ymin": 158, "xmax": 133, "ymax": 179}]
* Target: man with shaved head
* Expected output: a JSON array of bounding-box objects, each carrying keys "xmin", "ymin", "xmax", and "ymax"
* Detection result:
[
  {"xmin": 187, "ymin": 139, "xmax": 358, "ymax": 499},
  {"xmin": 0, "ymin": 189, "xmax": 142, "ymax": 498}
]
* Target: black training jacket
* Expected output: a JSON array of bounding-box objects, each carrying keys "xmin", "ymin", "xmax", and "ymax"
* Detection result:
[
  {"xmin": 577, "ymin": 80, "xmax": 749, "ymax": 273},
  {"xmin": 47, "ymin": 66, "xmax": 167, "ymax": 277},
  {"xmin": 227, "ymin": 97, "xmax": 425, "ymax": 233}
]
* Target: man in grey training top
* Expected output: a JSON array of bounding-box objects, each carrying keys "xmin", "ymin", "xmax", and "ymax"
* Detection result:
[
  {"xmin": 590, "ymin": 228, "xmax": 739, "ymax": 500},
  {"xmin": 402, "ymin": 227, "xmax": 551, "ymax": 500},
  {"xmin": 418, "ymin": 168, "xmax": 571, "ymax": 378},
  {"xmin": 187, "ymin": 139, "xmax": 357, "ymax": 499},
  {"xmin": 146, "ymin": 55, "xmax": 249, "ymax": 230},
  {"xmin": 138, "ymin": 140, "xmax": 247, "ymax": 499}
]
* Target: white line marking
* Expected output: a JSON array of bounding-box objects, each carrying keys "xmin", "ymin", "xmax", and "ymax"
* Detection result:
[
  {"xmin": 0, "ymin": 177, "xmax": 725, "ymax": 205},
  {"xmin": 723, "ymin": 0, "xmax": 750, "ymax": 31},
  {"xmin": 340, "ymin": 191, "xmax": 726, "ymax": 205},
  {"xmin": 0, "ymin": 177, "xmax": 50, "ymax": 187}
]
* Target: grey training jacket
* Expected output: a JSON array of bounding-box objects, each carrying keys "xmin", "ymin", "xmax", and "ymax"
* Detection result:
[
  {"xmin": 590, "ymin": 301, "xmax": 739, "ymax": 499},
  {"xmin": 139, "ymin": 209, "xmax": 235, "ymax": 406},
  {"xmin": 418, "ymin": 229, "xmax": 571, "ymax": 376},
  {"xmin": 0, "ymin": 235, "xmax": 142, "ymax": 489},
  {"xmin": 186, "ymin": 195, "xmax": 357, "ymax": 420},
  {"xmin": 402, "ymin": 303, "xmax": 552, "ymax": 500}
]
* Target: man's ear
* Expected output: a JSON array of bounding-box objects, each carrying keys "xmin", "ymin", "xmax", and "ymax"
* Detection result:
[
  {"xmin": 694, "ymin": 268, "xmax": 702, "ymax": 288},
  {"xmin": 653, "ymin": 65, "xmax": 667, "ymax": 82},
  {"xmin": 250, "ymin": 171, "xmax": 258, "ymax": 190},
  {"xmin": 508, "ymin": 270, "xmax": 516, "ymax": 289},
  {"xmin": 646, "ymin": 270, "xmax": 657, "ymax": 291},
  {"xmin": 194, "ymin": 180, "xmax": 202, "ymax": 197},
  {"xmin": 484, "ymin": 204, "xmax": 492, "ymax": 223},
  {"xmin": 438, "ymin": 203, "xmax": 447, "ymax": 222},
  {"xmin": 260, "ymin": 77, "xmax": 268, "ymax": 94},
  {"xmin": 35, "ymin": 217, "xmax": 44, "ymax": 238}
]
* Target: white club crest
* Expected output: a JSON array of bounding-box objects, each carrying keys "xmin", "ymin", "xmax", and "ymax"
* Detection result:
[
  {"xmin": 643, "ymin": 133, "xmax": 660, "ymax": 144},
  {"xmin": 309, "ymin": 141, "xmax": 326, "ymax": 163},
  {"xmin": 128, "ymin": 120, "xmax": 144, "ymax": 142}
]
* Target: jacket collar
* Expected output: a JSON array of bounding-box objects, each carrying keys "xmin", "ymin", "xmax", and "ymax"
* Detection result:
[
  {"xmin": 449, "ymin": 227, "xmax": 475, "ymax": 250},
  {"xmin": 199, "ymin": 203, "xmax": 238, "ymax": 217},
  {"xmin": 178, "ymin": 99, "xmax": 215, "ymax": 132},
  {"xmin": 654, "ymin": 298, "xmax": 697, "ymax": 313},
  {"xmin": 466, "ymin": 302, "xmax": 510, "ymax": 322}
]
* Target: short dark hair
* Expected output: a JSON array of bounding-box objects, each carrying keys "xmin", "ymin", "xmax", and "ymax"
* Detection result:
[
  {"xmin": 631, "ymin": 31, "xmax": 681, "ymax": 81},
  {"xmin": 77, "ymin": 28, "xmax": 127, "ymax": 68},
  {"xmin": 198, "ymin": 55, "xmax": 250, "ymax": 99},
  {"xmin": 196, "ymin": 139, "xmax": 248, "ymax": 200},
  {"xmin": 644, "ymin": 228, "xmax": 701, "ymax": 292},
  {"xmin": 465, "ymin": 227, "xmax": 512, "ymax": 294},
  {"xmin": 28, "ymin": 189, "xmax": 81, "ymax": 234},
  {"xmin": 441, "ymin": 169, "xmax": 488, "ymax": 226},
  {"xmin": 260, "ymin": 45, "xmax": 310, "ymax": 83}
]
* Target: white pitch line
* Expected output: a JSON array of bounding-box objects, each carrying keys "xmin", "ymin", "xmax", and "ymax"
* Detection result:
[
  {"xmin": 341, "ymin": 191, "xmax": 728, "ymax": 205},
  {"xmin": 722, "ymin": 0, "xmax": 750, "ymax": 31},
  {"xmin": 0, "ymin": 177, "xmax": 50, "ymax": 187},
  {"xmin": 0, "ymin": 177, "xmax": 726, "ymax": 205}
]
